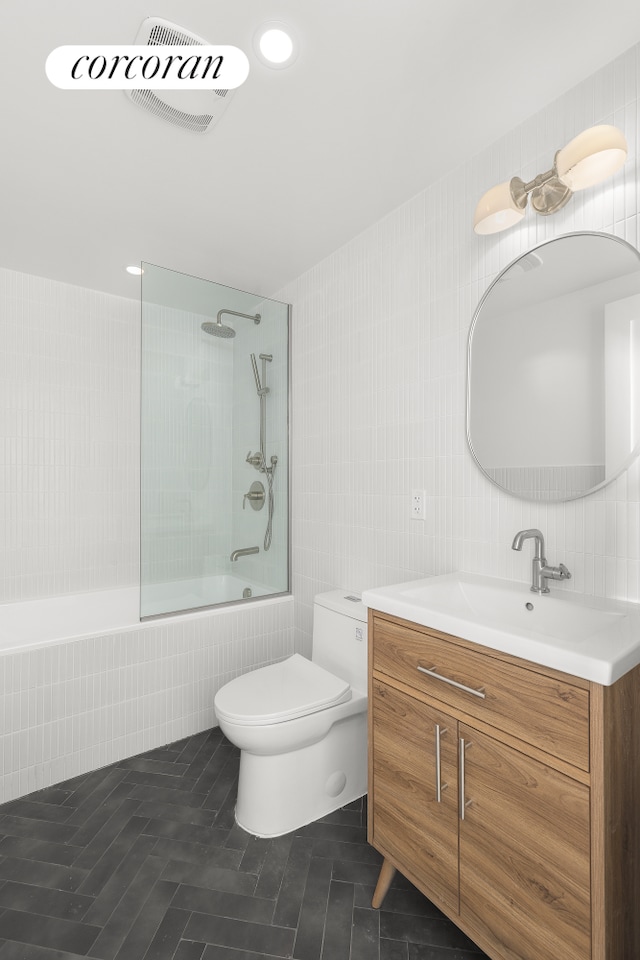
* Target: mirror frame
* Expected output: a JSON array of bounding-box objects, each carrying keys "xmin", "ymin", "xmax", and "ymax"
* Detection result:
[{"xmin": 466, "ymin": 230, "xmax": 640, "ymax": 502}]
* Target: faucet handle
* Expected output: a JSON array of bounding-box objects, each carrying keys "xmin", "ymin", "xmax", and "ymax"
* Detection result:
[{"xmin": 545, "ymin": 562, "xmax": 572, "ymax": 582}]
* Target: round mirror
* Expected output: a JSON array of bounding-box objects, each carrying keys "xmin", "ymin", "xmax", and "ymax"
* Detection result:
[{"xmin": 467, "ymin": 232, "xmax": 640, "ymax": 501}]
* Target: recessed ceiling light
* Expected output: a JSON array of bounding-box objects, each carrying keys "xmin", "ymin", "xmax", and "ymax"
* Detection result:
[
  {"xmin": 254, "ymin": 21, "xmax": 298, "ymax": 68},
  {"xmin": 126, "ymin": 265, "xmax": 144, "ymax": 276}
]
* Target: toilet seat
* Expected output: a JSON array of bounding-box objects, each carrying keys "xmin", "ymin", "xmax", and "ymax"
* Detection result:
[{"xmin": 214, "ymin": 653, "xmax": 351, "ymax": 726}]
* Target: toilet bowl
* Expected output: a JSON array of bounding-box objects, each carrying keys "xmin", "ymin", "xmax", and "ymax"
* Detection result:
[{"xmin": 214, "ymin": 590, "xmax": 368, "ymax": 837}]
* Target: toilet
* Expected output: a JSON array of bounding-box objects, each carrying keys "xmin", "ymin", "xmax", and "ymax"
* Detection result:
[{"xmin": 214, "ymin": 590, "xmax": 368, "ymax": 837}]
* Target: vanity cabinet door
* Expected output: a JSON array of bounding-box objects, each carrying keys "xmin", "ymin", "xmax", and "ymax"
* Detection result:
[
  {"xmin": 370, "ymin": 680, "xmax": 459, "ymax": 914},
  {"xmin": 458, "ymin": 723, "xmax": 591, "ymax": 960}
]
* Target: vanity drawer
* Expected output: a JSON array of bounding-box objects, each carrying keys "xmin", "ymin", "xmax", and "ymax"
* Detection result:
[{"xmin": 372, "ymin": 615, "xmax": 589, "ymax": 771}]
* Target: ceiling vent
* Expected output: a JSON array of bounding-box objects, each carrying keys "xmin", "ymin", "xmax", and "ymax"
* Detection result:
[{"xmin": 125, "ymin": 17, "xmax": 236, "ymax": 133}]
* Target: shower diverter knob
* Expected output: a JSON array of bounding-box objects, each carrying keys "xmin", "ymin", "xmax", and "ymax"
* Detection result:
[{"xmin": 243, "ymin": 481, "xmax": 265, "ymax": 510}]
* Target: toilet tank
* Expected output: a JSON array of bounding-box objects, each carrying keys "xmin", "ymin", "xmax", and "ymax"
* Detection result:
[{"xmin": 312, "ymin": 591, "xmax": 368, "ymax": 692}]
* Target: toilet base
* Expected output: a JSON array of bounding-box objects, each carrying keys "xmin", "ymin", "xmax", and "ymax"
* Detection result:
[{"xmin": 234, "ymin": 711, "xmax": 368, "ymax": 838}]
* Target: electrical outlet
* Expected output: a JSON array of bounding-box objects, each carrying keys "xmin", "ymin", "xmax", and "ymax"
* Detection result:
[{"xmin": 411, "ymin": 489, "xmax": 425, "ymax": 520}]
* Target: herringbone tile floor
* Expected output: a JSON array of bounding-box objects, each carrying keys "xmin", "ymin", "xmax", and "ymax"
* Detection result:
[{"xmin": 0, "ymin": 727, "xmax": 489, "ymax": 959}]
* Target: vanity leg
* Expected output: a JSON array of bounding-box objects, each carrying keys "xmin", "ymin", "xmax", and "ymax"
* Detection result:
[{"xmin": 372, "ymin": 858, "xmax": 396, "ymax": 908}]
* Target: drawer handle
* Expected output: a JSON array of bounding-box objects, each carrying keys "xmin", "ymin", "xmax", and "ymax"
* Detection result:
[
  {"xmin": 417, "ymin": 665, "xmax": 486, "ymax": 700},
  {"xmin": 459, "ymin": 737, "xmax": 472, "ymax": 820},
  {"xmin": 435, "ymin": 723, "xmax": 448, "ymax": 803}
]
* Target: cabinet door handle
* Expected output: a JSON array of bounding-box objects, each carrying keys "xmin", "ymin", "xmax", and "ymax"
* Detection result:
[
  {"xmin": 459, "ymin": 738, "xmax": 471, "ymax": 820},
  {"xmin": 435, "ymin": 724, "xmax": 448, "ymax": 802},
  {"xmin": 417, "ymin": 665, "xmax": 486, "ymax": 700}
]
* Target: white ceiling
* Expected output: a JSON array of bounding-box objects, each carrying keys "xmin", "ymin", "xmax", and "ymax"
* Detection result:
[{"xmin": 3, "ymin": 1, "xmax": 640, "ymax": 300}]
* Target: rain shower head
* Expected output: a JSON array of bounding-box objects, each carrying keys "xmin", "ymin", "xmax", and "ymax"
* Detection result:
[
  {"xmin": 201, "ymin": 309, "xmax": 261, "ymax": 339},
  {"xmin": 201, "ymin": 319, "xmax": 236, "ymax": 338}
]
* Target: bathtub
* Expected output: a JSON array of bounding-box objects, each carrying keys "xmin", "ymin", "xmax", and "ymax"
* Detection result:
[{"xmin": 0, "ymin": 582, "xmax": 294, "ymax": 804}]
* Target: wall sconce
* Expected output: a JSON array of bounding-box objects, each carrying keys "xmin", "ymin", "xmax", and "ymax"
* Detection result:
[{"xmin": 473, "ymin": 125, "xmax": 627, "ymax": 235}]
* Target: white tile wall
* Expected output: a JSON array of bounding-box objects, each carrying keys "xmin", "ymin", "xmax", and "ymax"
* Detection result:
[
  {"xmin": 0, "ymin": 269, "xmax": 140, "ymax": 602},
  {"xmin": 0, "ymin": 597, "xmax": 294, "ymax": 803},
  {"xmin": 280, "ymin": 42, "xmax": 640, "ymax": 656}
]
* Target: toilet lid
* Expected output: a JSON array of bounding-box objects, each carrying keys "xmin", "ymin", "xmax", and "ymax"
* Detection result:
[{"xmin": 214, "ymin": 654, "xmax": 351, "ymax": 725}]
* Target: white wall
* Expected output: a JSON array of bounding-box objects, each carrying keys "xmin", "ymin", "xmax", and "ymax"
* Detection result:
[
  {"xmin": 281, "ymin": 42, "xmax": 640, "ymax": 656},
  {"xmin": 0, "ymin": 270, "xmax": 139, "ymax": 601}
]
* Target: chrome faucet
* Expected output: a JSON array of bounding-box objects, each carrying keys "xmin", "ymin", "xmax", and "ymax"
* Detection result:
[
  {"xmin": 511, "ymin": 528, "xmax": 571, "ymax": 594},
  {"xmin": 230, "ymin": 546, "xmax": 259, "ymax": 562}
]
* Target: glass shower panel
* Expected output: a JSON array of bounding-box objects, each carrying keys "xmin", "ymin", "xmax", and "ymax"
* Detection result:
[{"xmin": 140, "ymin": 263, "xmax": 289, "ymax": 618}]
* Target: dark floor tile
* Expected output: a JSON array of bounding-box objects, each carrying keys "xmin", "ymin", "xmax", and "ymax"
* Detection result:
[
  {"xmin": 380, "ymin": 913, "xmax": 480, "ymax": 952},
  {"xmin": 64, "ymin": 770, "xmax": 130, "ymax": 825},
  {"xmin": 77, "ymin": 817, "xmax": 152, "ymax": 895},
  {"xmin": 172, "ymin": 942, "xmax": 205, "ymax": 960},
  {"xmin": 200, "ymin": 754, "xmax": 240, "ymax": 813},
  {"xmin": 67, "ymin": 787, "xmax": 137, "ymax": 852},
  {"xmin": 253, "ymin": 835, "xmax": 293, "ymax": 900},
  {"xmin": 127, "ymin": 785, "xmax": 207, "ymax": 810},
  {"xmin": 135, "ymin": 803, "xmax": 216, "ymax": 828},
  {"xmin": 0, "ymin": 858, "xmax": 88, "ymax": 893},
  {"xmin": 28, "ymin": 787, "xmax": 76, "ymax": 808},
  {"xmin": 316, "ymin": 807, "xmax": 363, "ymax": 828},
  {"xmin": 408, "ymin": 947, "xmax": 486, "ymax": 960},
  {"xmin": 87, "ymin": 856, "xmax": 167, "ymax": 960},
  {"xmin": 141, "ymin": 819, "xmax": 227, "ymax": 849},
  {"xmin": 296, "ymin": 820, "xmax": 367, "ymax": 845},
  {"xmin": 0, "ymin": 802, "xmax": 72, "ymax": 826},
  {"xmin": 238, "ymin": 837, "xmax": 272, "ymax": 876},
  {"xmin": 353, "ymin": 882, "xmax": 376, "ymax": 908},
  {"xmin": 381, "ymin": 939, "xmax": 409, "ymax": 960},
  {"xmin": 0, "ymin": 882, "xmax": 94, "ymax": 922},
  {"xmin": 111, "ymin": 879, "xmax": 178, "ymax": 960},
  {"xmin": 310, "ymin": 838, "xmax": 382, "ymax": 865},
  {"xmin": 141, "ymin": 906, "xmax": 189, "ymax": 960},
  {"xmin": 172, "ymin": 885, "xmax": 274, "ymax": 924},
  {"xmin": 0, "ymin": 942, "xmax": 90, "ymax": 960},
  {"xmin": 176, "ymin": 734, "xmax": 212, "ymax": 766},
  {"xmin": 122, "ymin": 771, "xmax": 203, "ymax": 795},
  {"xmin": 115, "ymin": 758, "xmax": 191, "ymax": 778},
  {"xmin": 224, "ymin": 823, "xmax": 252, "ymax": 852},
  {"xmin": 202, "ymin": 944, "xmax": 288, "ymax": 960},
  {"xmin": 185, "ymin": 914, "xmax": 294, "ymax": 958},
  {"xmin": 0, "ymin": 817, "xmax": 79, "ymax": 846},
  {"xmin": 0, "ymin": 837, "xmax": 82, "ymax": 868},
  {"xmin": 0, "ymin": 908, "xmax": 100, "ymax": 954},
  {"xmin": 331, "ymin": 859, "xmax": 384, "ymax": 886},
  {"xmin": 161, "ymin": 860, "xmax": 257, "ymax": 897},
  {"xmin": 151, "ymin": 837, "xmax": 242, "ymax": 871},
  {"xmin": 351, "ymin": 905, "xmax": 381, "ymax": 960},
  {"xmin": 191, "ymin": 744, "xmax": 237, "ymax": 796},
  {"xmin": 292, "ymin": 856, "xmax": 332, "ymax": 960},
  {"xmin": 319, "ymin": 880, "xmax": 353, "ymax": 960},
  {"xmin": 82, "ymin": 833, "xmax": 158, "ymax": 925},
  {"xmin": 272, "ymin": 837, "xmax": 313, "ymax": 929},
  {"xmin": 378, "ymin": 885, "xmax": 446, "ymax": 919},
  {"xmin": 0, "ymin": 728, "xmax": 492, "ymax": 960},
  {"xmin": 201, "ymin": 947, "xmax": 287, "ymax": 960}
]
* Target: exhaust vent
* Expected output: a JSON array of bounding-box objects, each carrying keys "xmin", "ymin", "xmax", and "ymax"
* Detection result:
[{"xmin": 125, "ymin": 17, "xmax": 236, "ymax": 133}]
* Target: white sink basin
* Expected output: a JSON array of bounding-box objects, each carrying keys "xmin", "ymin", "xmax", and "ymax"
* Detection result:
[{"xmin": 362, "ymin": 572, "xmax": 640, "ymax": 685}]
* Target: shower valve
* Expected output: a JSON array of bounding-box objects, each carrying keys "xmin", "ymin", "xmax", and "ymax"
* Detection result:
[{"xmin": 246, "ymin": 451, "xmax": 263, "ymax": 469}]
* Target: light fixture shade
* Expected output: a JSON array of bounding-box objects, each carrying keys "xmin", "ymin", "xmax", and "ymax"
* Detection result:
[
  {"xmin": 556, "ymin": 124, "xmax": 627, "ymax": 191},
  {"xmin": 473, "ymin": 180, "xmax": 526, "ymax": 235}
]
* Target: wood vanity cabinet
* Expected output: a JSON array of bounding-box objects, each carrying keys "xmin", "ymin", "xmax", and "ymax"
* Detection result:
[{"xmin": 367, "ymin": 610, "xmax": 640, "ymax": 960}]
